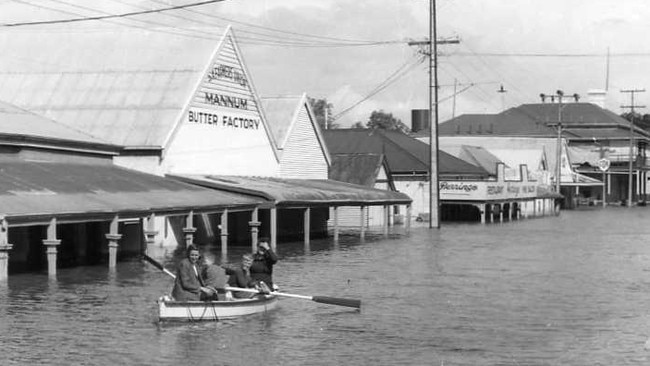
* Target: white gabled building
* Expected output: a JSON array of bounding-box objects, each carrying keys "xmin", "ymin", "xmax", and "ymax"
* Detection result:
[
  {"xmin": 0, "ymin": 26, "xmax": 411, "ymax": 250},
  {"xmin": 261, "ymin": 94, "xmax": 330, "ymax": 179}
]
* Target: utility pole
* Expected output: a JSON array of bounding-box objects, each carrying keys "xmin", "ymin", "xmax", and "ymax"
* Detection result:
[
  {"xmin": 407, "ymin": 2, "xmax": 459, "ymax": 229},
  {"xmin": 541, "ymin": 91, "xmax": 579, "ymax": 201},
  {"xmin": 620, "ymin": 88, "xmax": 645, "ymax": 207}
]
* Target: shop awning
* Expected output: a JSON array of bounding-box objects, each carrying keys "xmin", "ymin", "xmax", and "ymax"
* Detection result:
[
  {"xmin": 562, "ymin": 172, "xmax": 603, "ymax": 187},
  {"xmin": 168, "ymin": 175, "xmax": 413, "ymax": 207},
  {"xmin": 0, "ymin": 161, "xmax": 264, "ymax": 225}
]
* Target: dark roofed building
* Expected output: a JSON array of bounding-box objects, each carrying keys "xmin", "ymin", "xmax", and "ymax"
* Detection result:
[
  {"xmin": 323, "ymin": 128, "xmax": 492, "ymax": 222},
  {"xmin": 437, "ymin": 102, "xmax": 650, "ymax": 206},
  {"xmin": 323, "ymin": 128, "xmax": 490, "ymax": 178}
]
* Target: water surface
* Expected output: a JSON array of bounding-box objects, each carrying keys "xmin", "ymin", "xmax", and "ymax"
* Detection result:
[{"xmin": 2, "ymin": 208, "xmax": 650, "ymax": 365}]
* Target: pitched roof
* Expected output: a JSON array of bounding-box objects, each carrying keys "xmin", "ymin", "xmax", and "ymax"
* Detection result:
[
  {"xmin": 261, "ymin": 96, "xmax": 301, "ymax": 149},
  {"xmin": 0, "ymin": 28, "xmax": 220, "ymax": 148},
  {"xmin": 322, "ymin": 129, "xmax": 490, "ymax": 176},
  {"xmin": 0, "ymin": 99, "xmax": 117, "ymax": 150},
  {"xmin": 439, "ymin": 102, "xmax": 650, "ymax": 141},
  {"xmin": 329, "ymin": 153, "xmax": 384, "ymax": 187},
  {"xmin": 454, "ymin": 145, "xmax": 503, "ymax": 175}
]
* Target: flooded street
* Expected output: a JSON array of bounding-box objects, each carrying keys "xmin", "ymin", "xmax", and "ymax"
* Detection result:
[{"xmin": 3, "ymin": 208, "xmax": 650, "ymax": 365}]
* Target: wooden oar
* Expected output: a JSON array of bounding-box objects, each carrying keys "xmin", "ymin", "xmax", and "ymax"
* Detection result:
[
  {"xmin": 142, "ymin": 253, "xmax": 176, "ymax": 279},
  {"xmin": 226, "ymin": 286, "xmax": 361, "ymax": 309},
  {"xmin": 144, "ymin": 253, "xmax": 361, "ymax": 309}
]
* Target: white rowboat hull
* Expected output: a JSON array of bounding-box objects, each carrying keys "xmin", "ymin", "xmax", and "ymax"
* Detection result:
[{"xmin": 158, "ymin": 294, "xmax": 278, "ymax": 321}]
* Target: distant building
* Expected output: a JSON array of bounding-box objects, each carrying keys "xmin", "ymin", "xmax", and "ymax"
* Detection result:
[{"xmin": 430, "ymin": 102, "xmax": 650, "ymax": 207}]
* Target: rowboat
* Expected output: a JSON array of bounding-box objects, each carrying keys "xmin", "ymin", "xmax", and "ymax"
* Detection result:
[{"xmin": 158, "ymin": 293, "xmax": 278, "ymax": 321}]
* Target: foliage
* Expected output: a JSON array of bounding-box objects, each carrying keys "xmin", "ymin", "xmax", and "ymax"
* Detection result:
[
  {"xmin": 365, "ymin": 110, "xmax": 410, "ymax": 133},
  {"xmin": 351, "ymin": 121, "xmax": 365, "ymax": 129},
  {"xmin": 308, "ymin": 97, "xmax": 339, "ymax": 130},
  {"xmin": 620, "ymin": 112, "xmax": 650, "ymax": 131}
]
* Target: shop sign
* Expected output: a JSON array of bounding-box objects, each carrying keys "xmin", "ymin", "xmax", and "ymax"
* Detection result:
[
  {"xmin": 187, "ymin": 108, "xmax": 260, "ymax": 130},
  {"xmin": 440, "ymin": 180, "xmax": 539, "ymax": 200},
  {"xmin": 207, "ymin": 64, "xmax": 248, "ymax": 87}
]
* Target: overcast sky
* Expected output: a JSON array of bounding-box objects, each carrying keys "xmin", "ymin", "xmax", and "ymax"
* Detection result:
[{"xmin": 1, "ymin": 0, "xmax": 649, "ymax": 128}]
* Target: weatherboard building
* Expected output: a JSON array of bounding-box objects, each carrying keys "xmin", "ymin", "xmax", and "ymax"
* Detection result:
[{"xmin": 0, "ymin": 26, "xmax": 410, "ymax": 276}]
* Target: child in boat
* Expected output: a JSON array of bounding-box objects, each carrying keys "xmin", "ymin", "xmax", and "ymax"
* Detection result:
[{"xmin": 223, "ymin": 253, "xmax": 257, "ymax": 299}]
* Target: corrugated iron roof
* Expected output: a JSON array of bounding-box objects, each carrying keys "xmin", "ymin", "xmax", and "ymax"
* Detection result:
[
  {"xmin": 457, "ymin": 145, "xmax": 503, "ymax": 175},
  {"xmin": 440, "ymin": 103, "xmax": 650, "ymax": 141},
  {"xmin": 0, "ymin": 29, "xmax": 216, "ymax": 147},
  {"xmin": 329, "ymin": 153, "xmax": 383, "ymax": 187},
  {"xmin": 261, "ymin": 96, "xmax": 301, "ymax": 149},
  {"xmin": 0, "ymin": 99, "xmax": 115, "ymax": 148},
  {"xmin": 169, "ymin": 174, "xmax": 412, "ymax": 206},
  {"xmin": 0, "ymin": 160, "xmax": 263, "ymax": 224},
  {"xmin": 323, "ymin": 129, "xmax": 490, "ymax": 176}
]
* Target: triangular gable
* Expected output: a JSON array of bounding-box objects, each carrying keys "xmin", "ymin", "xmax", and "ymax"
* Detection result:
[
  {"xmin": 163, "ymin": 27, "xmax": 280, "ymax": 176},
  {"xmin": 300, "ymin": 94, "xmax": 332, "ymax": 166}
]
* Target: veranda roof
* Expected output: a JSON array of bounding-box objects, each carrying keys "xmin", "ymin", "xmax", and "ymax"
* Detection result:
[
  {"xmin": 168, "ymin": 174, "xmax": 412, "ymax": 207},
  {"xmin": 0, "ymin": 160, "xmax": 263, "ymax": 226}
]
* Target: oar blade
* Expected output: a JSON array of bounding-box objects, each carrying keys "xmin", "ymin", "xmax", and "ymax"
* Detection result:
[{"xmin": 311, "ymin": 296, "xmax": 361, "ymax": 309}]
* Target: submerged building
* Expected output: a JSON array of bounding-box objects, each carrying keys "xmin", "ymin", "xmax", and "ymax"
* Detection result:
[{"xmin": 0, "ymin": 27, "xmax": 411, "ymax": 277}]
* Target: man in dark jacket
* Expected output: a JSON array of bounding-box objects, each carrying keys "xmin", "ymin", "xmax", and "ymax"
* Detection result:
[{"xmin": 249, "ymin": 237, "xmax": 278, "ymax": 289}]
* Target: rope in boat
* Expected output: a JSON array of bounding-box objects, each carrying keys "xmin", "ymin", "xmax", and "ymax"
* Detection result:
[{"xmin": 184, "ymin": 301, "xmax": 219, "ymax": 321}]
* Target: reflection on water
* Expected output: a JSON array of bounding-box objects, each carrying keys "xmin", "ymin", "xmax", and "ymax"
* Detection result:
[{"xmin": 2, "ymin": 209, "xmax": 650, "ymax": 364}]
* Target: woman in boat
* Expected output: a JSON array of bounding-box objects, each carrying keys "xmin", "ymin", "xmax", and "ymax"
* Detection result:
[
  {"xmin": 171, "ymin": 245, "xmax": 213, "ymax": 301},
  {"xmin": 249, "ymin": 237, "xmax": 278, "ymax": 289},
  {"xmin": 223, "ymin": 253, "xmax": 257, "ymax": 299}
]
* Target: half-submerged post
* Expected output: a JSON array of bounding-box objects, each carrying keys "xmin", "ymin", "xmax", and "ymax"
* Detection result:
[
  {"xmin": 0, "ymin": 217, "xmax": 12, "ymax": 281},
  {"xmin": 106, "ymin": 215, "xmax": 122, "ymax": 269},
  {"xmin": 44, "ymin": 217, "xmax": 61, "ymax": 276}
]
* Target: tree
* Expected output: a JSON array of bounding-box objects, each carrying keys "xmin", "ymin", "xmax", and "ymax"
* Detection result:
[
  {"xmin": 366, "ymin": 110, "xmax": 410, "ymax": 134},
  {"xmin": 351, "ymin": 121, "xmax": 365, "ymax": 129},
  {"xmin": 621, "ymin": 112, "xmax": 650, "ymax": 132},
  {"xmin": 308, "ymin": 97, "xmax": 339, "ymax": 130}
]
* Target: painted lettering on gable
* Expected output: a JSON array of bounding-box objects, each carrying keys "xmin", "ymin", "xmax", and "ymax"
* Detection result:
[
  {"xmin": 188, "ymin": 109, "xmax": 260, "ymax": 130},
  {"xmin": 204, "ymin": 92, "xmax": 248, "ymax": 110},
  {"xmin": 207, "ymin": 64, "xmax": 248, "ymax": 87}
]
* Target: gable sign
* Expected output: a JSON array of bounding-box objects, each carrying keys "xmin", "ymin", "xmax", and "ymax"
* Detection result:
[{"xmin": 187, "ymin": 33, "xmax": 263, "ymax": 132}]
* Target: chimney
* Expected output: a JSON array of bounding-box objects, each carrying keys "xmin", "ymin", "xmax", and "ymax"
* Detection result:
[
  {"xmin": 411, "ymin": 109, "xmax": 430, "ymax": 133},
  {"xmin": 587, "ymin": 89, "xmax": 607, "ymax": 108}
]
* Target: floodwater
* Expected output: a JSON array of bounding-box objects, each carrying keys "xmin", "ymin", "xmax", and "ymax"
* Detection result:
[{"xmin": 3, "ymin": 208, "xmax": 650, "ymax": 365}]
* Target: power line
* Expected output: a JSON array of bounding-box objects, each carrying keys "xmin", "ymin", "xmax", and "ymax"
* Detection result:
[
  {"xmin": 332, "ymin": 55, "xmax": 425, "ymax": 121},
  {"xmin": 0, "ymin": 0, "xmax": 226, "ymax": 27},
  {"xmin": 449, "ymin": 51, "xmax": 650, "ymax": 58},
  {"xmin": 146, "ymin": 0, "xmax": 383, "ymax": 45}
]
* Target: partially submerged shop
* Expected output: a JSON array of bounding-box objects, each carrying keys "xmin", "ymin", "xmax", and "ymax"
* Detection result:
[
  {"xmin": 0, "ymin": 26, "xmax": 410, "ymax": 254},
  {"xmin": 440, "ymin": 164, "xmax": 561, "ymax": 223},
  {"xmin": 0, "ymin": 102, "xmax": 263, "ymax": 279}
]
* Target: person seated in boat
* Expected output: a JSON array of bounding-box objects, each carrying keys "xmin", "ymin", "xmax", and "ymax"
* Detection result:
[
  {"xmin": 223, "ymin": 253, "xmax": 258, "ymax": 299},
  {"xmin": 249, "ymin": 237, "xmax": 278, "ymax": 290},
  {"xmin": 171, "ymin": 244, "xmax": 214, "ymax": 301},
  {"xmin": 202, "ymin": 263, "xmax": 228, "ymax": 301}
]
